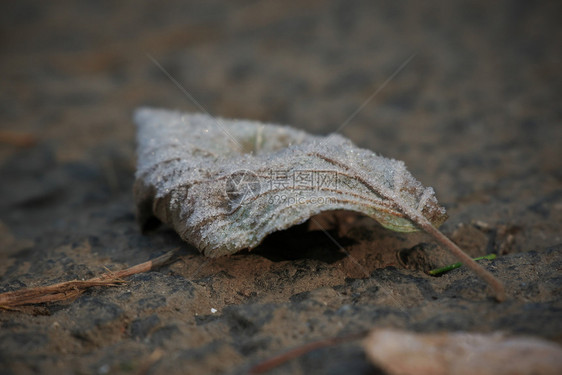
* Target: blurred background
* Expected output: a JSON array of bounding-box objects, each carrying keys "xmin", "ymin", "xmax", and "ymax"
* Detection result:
[{"xmin": 1, "ymin": 2, "xmax": 558, "ymax": 156}]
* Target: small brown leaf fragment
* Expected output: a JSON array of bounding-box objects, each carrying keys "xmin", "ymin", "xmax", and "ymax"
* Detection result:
[
  {"xmin": 363, "ymin": 329, "xmax": 562, "ymax": 375},
  {"xmin": 0, "ymin": 130, "xmax": 38, "ymax": 147}
]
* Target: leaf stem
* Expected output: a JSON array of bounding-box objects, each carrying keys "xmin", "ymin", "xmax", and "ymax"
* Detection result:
[
  {"xmin": 419, "ymin": 223, "xmax": 506, "ymax": 302},
  {"xmin": 313, "ymin": 151, "xmax": 507, "ymax": 302}
]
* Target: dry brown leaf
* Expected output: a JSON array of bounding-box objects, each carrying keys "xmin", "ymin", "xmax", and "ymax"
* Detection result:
[{"xmin": 364, "ymin": 329, "xmax": 562, "ymax": 375}]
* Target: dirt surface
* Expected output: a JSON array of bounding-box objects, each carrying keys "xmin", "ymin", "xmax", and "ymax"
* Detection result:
[{"xmin": 1, "ymin": 1, "xmax": 561, "ymax": 374}]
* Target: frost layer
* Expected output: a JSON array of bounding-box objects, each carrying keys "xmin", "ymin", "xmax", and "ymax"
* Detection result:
[{"xmin": 134, "ymin": 107, "xmax": 447, "ymax": 257}]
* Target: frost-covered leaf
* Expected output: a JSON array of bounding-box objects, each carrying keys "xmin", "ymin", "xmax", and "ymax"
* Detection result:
[
  {"xmin": 133, "ymin": 108, "xmax": 446, "ymax": 256},
  {"xmin": 133, "ymin": 108, "xmax": 504, "ymax": 300}
]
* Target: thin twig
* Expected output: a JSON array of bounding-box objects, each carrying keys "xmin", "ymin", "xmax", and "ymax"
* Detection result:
[
  {"xmin": 0, "ymin": 249, "xmax": 178, "ymax": 309},
  {"xmin": 248, "ymin": 331, "xmax": 368, "ymax": 374}
]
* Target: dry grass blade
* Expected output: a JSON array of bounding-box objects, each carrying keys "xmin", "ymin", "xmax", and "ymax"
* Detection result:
[{"xmin": 0, "ymin": 249, "xmax": 178, "ymax": 309}]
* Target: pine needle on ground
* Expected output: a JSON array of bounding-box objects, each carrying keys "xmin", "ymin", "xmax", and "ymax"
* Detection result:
[{"xmin": 0, "ymin": 249, "xmax": 178, "ymax": 309}]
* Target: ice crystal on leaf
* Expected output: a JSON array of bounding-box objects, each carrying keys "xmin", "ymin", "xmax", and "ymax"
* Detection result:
[{"xmin": 134, "ymin": 107, "xmax": 505, "ymax": 301}]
